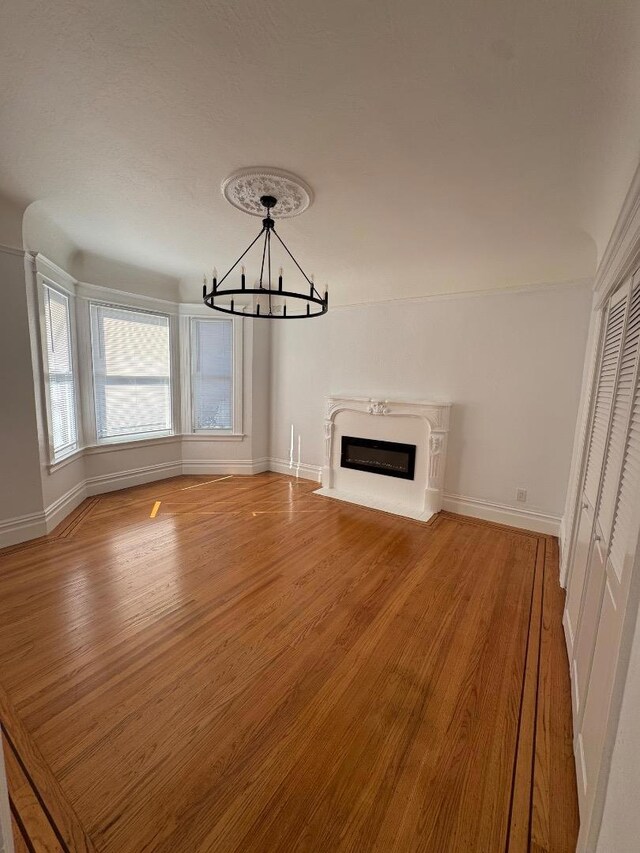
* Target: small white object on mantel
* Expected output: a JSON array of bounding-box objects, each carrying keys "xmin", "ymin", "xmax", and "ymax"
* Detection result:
[{"xmin": 315, "ymin": 396, "xmax": 451, "ymax": 522}]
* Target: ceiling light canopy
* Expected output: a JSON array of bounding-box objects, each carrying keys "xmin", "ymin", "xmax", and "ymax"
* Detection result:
[{"xmin": 203, "ymin": 168, "xmax": 328, "ymax": 320}]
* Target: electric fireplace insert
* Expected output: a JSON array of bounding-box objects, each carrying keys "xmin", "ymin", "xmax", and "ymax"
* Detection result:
[{"xmin": 340, "ymin": 435, "xmax": 416, "ymax": 480}]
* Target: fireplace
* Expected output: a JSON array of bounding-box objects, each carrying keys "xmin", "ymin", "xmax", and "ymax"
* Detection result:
[
  {"xmin": 316, "ymin": 396, "xmax": 451, "ymax": 522},
  {"xmin": 341, "ymin": 436, "xmax": 416, "ymax": 480}
]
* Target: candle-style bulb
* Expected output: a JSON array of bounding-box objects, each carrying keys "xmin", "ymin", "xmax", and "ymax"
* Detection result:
[
  {"xmin": 278, "ymin": 267, "xmax": 283, "ymax": 291},
  {"xmin": 241, "ymin": 265, "xmax": 246, "ymax": 290}
]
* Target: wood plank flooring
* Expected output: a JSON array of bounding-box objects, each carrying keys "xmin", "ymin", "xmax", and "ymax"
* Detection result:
[{"xmin": 0, "ymin": 473, "xmax": 578, "ymax": 852}]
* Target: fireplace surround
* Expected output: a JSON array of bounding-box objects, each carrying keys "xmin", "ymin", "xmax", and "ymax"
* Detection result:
[{"xmin": 315, "ymin": 396, "xmax": 451, "ymax": 521}]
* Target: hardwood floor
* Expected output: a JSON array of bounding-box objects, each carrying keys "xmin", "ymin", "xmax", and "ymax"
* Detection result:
[{"xmin": 0, "ymin": 473, "xmax": 578, "ymax": 852}]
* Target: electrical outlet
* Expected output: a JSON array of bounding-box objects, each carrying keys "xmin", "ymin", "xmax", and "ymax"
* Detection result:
[{"xmin": 516, "ymin": 488, "xmax": 527, "ymax": 503}]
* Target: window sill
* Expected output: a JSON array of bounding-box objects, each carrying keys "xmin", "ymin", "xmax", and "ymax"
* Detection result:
[
  {"xmin": 47, "ymin": 433, "xmax": 249, "ymax": 472},
  {"xmin": 182, "ymin": 433, "xmax": 246, "ymax": 441},
  {"xmin": 47, "ymin": 447, "xmax": 83, "ymax": 474}
]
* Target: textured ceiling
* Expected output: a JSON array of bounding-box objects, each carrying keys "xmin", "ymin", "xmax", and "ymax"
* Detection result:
[{"xmin": 2, "ymin": 0, "xmax": 640, "ymax": 305}]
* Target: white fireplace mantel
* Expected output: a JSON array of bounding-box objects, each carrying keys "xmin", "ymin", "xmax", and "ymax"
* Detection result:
[{"xmin": 315, "ymin": 396, "xmax": 451, "ymax": 521}]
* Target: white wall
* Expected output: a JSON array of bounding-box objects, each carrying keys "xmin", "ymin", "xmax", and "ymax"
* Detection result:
[
  {"xmin": 23, "ymin": 202, "xmax": 77, "ymax": 271},
  {"xmin": 72, "ymin": 250, "xmax": 181, "ymax": 303},
  {"xmin": 250, "ymin": 318, "xmax": 271, "ymax": 462},
  {"xmin": 270, "ymin": 283, "xmax": 592, "ymax": 522},
  {"xmin": 0, "ymin": 193, "xmax": 24, "ymax": 250},
  {"xmin": 0, "ymin": 247, "xmax": 43, "ymax": 527}
]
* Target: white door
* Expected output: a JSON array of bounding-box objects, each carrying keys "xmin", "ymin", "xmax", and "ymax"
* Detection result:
[
  {"xmin": 569, "ymin": 270, "xmax": 640, "ymax": 849},
  {"xmin": 566, "ymin": 285, "xmax": 628, "ymax": 699}
]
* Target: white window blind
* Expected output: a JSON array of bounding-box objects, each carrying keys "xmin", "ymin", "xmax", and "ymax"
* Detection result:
[
  {"xmin": 584, "ymin": 294, "xmax": 627, "ymax": 507},
  {"xmin": 90, "ymin": 304, "xmax": 172, "ymax": 442},
  {"xmin": 191, "ymin": 318, "xmax": 233, "ymax": 431},
  {"xmin": 43, "ymin": 285, "xmax": 78, "ymax": 459},
  {"xmin": 609, "ymin": 279, "xmax": 640, "ymax": 579},
  {"xmin": 599, "ymin": 281, "xmax": 640, "ymax": 542}
]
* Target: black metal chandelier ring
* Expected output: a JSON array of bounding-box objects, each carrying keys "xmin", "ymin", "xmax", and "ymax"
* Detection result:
[{"xmin": 203, "ymin": 195, "xmax": 328, "ymax": 319}]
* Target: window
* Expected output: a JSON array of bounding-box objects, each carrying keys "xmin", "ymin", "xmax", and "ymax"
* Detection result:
[
  {"xmin": 90, "ymin": 304, "xmax": 172, "ymax": 442},
  {"xmin": 43, "ymin": 285, "xmax": 78, "ymax": 460},
  {"xmin": 191, "ymin": 318, "xmax": 234, "ymax": 431}
]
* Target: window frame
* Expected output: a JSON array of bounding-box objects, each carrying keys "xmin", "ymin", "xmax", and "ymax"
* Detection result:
[
  {"xmin": 88, "ymin": 300, "xmax": 176, "ymax": 446},
  {"xmin": 36, "ymin": 277, "xmax": 244, "ymax": 456},
  {"xmin": 36, "ymin": 275, "xmax": 80, "ymax": 464},
  {"xmin": 179, "ymin": 305, "xmax": 244, "ymax": 438}
]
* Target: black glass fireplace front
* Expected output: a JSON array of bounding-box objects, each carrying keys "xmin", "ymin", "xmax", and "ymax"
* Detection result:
[{"xmin": 340, "ymin": 435, "xmax": 416, "ymax": 480}]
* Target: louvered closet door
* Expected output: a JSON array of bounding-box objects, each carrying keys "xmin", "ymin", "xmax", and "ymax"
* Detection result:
[
  {"xmin": 573, "ymin": 284, "xmax": 630, "ymax": 708},
  {"xmin": 573, "ymin": 271, "xmax": 640, "ymax": 839},
  {"xmin": 566, "ymin": 286, "xmax": 628, "ymax": 656}
]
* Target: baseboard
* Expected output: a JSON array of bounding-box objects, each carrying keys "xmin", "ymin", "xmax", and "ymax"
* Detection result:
[
  {"xmin": 0, "ymin": 484, "xmax": 89, "ymax": 549},
  {"xmin": 10, "ymin": 467, "xmax": 567, "ymax": 550},
  {"xmin": 44, "ymin": 481, "xmax": 87, "ymax": 533},
  {"xmin": 0, "ymin": 459, "xmax": 276, "ymax": 548},
  {"xmin": 85, "ymin": 460, "xmax": 183, "ymax": 495},
  {"xmin": 268, "ymin": 457, "xmax": 322, "ymax": 482},
  {"xmin": 0, "ymin": 510, "xmax": 47, "ymax": 548},
  {"xmin": 182, "ymin": 458, "xmax": 269, "ymax": 476},
  {"xmin": 442, "ymin": 492, "xmax": 561, "ymax": 536}
]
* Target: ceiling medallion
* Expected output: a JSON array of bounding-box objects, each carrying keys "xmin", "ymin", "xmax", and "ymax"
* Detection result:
[
  {"xmin": 221, "ymin": 167, "xmax": 313, "ymax": 218},
  {"xmin": 204, "ymin": 171, "xmax": 327, "ymax": 320}
]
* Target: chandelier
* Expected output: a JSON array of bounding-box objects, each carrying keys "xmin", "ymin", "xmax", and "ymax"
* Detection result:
[{"xmin": 203, "ymin": 193, "xmax": 328, "ymax": 320}]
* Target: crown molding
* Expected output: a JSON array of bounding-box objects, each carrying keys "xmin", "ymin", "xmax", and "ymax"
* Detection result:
[
  {"xmin": 333, "ymin": 277, "xmax": 593, "ymax": 311},
  {"xmin": 594, "ymin": 159, "xmax": 640, "ymax": 306}
]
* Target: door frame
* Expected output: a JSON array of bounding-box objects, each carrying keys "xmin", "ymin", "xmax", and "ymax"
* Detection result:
[{"xmin": 563, "ymin": 160, "xmax": 640, "ymax": 850}]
